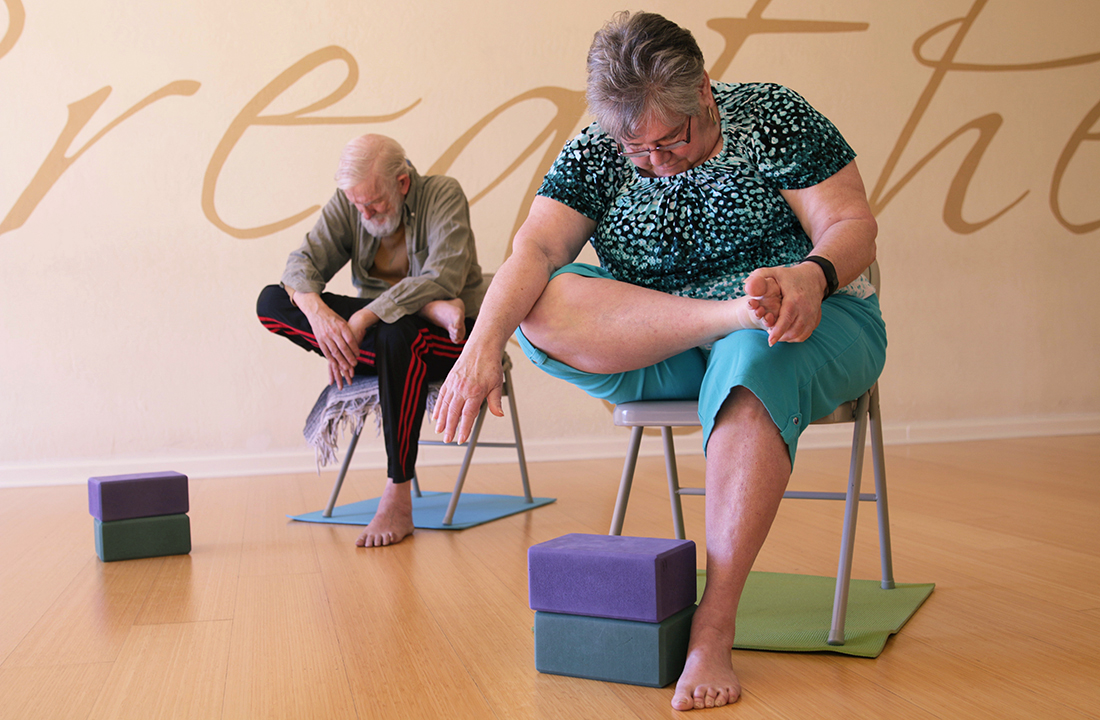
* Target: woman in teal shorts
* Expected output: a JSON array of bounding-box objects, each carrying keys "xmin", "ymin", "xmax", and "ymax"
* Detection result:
[{"xmin": 434, "ymin": 11, "xmax": 886, "ymax": 711}]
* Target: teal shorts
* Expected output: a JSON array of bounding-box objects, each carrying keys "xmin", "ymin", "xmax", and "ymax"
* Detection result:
[{"xmin": 515, "ymin": 263, "xmax": 887, "ymax": 466}]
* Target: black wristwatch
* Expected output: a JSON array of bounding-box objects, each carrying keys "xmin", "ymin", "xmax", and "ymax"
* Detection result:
[{"xmin": 801, "ymin": 255, "xmax": 838, "ymax": 300}]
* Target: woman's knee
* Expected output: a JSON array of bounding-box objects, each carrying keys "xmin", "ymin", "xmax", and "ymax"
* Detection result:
[
  {"xmin": 520, "ymin": 273, "xmax": 588, "ymax": 350},
  {"xmin": 714, "ymin": 386, "xmax": 773, "ymax": 428}
]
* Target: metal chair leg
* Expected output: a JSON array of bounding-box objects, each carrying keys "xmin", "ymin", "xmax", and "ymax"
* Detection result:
[
  {"xmin": 504, "ymin": 365, "xmax": 533, "ymax": 503},
  {"xmin": 610, "ymin": 426, "xmax": 644, "ymax": 535},
  {"xmin": 323, "ymin": 428, "xmax": 362, "ymax": 517},
  {"xmin": 441, "ymin": 402, "xmax": 489, "ymax": 526},
  {"xmin": 827, "ymin": 391, "xmax": 870, "ymax": 646},
  {"xmin": 662, "ymin": 427, "xmax": 687, "ymax": 541},
  {"xmin": 868, "ymin": 386, "xmax": 895, "ymax": 589}
]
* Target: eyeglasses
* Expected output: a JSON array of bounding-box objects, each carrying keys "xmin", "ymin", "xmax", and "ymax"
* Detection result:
[{"xmin": 618, "ymin": 117, "xmax": 692, "ymax": 158}]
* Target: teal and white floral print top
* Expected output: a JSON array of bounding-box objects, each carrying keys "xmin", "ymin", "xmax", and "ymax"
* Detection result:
[{"xmin": 538, "ymin": 83, "xmax": 874, "ymax": 300}]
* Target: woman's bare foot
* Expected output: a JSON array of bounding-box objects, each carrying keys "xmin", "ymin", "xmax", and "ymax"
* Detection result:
[
  {"xmin": 728, "ymin": 275, "xmax": 781, "ymax": 334},
  {"xmin": 743, "ymin": 274, "xmax": 782, "ymax": 328},
  {"xmin": 419, "ymin": 298, "xmax": 467, "ymax": 343},
  {"xmin": 671, "ymin": 604, "xmax": 742, "ymax": 710},
  {"xmin": 355, "ymin": 478, "xmax": 415, "ymax": 547}
]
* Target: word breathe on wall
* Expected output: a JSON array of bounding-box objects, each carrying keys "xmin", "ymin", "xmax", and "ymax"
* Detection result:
[{"xmin": 1, "ymin": 0, "xmax": 1098, "ymax": 242}]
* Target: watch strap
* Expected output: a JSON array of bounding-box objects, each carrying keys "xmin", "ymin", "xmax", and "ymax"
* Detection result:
[{"xmin": 801, "ymin": 255, "xmax": 839, "ymax": 300}]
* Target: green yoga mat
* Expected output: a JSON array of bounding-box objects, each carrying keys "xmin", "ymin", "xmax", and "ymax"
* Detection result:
[{"xmin": 698, "ymin": 571, "xmax": 934, "ymax": 658}]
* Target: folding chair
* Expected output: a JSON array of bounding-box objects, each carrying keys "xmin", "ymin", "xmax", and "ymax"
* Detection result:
[
  {"xmin": 310, "ymin": 352, "xmax": 532, "ymax": 525},
  {"xmin": 608, "ymin": 262, "xmax": 893, "ymax": 646}
]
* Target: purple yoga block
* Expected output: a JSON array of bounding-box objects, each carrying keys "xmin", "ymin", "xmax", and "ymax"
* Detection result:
[
  {"xmin": 528, "ymin": 533, "xmax": 697, "ymax": 622},
  {"xmin": 88, "ymin": 471, "xmax": 189, "ymax": 521}
]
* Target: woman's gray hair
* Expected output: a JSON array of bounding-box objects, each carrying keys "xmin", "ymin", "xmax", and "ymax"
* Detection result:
[
  {"xmin": 334, "ymin": 134, "xmax": 409, "ymax": 191},
  {"xmin": 586, "ymin": 11, "xmax": 706, "ymax": 141}
]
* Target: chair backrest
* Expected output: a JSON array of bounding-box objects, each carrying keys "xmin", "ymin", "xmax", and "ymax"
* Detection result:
[
  {"xmin": 865, "ymin": 260, "xmax": 881, "ymax": 296},
  {"xmin": 814, "ymin": 258, "xmax": 881, "ymax": 425}
]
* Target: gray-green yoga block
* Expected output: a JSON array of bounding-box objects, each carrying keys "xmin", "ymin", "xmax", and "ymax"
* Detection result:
[
  {"xmin": 94, "ymin": 514, "xmax": 191, "ymax": 562},
  {"xmin": 534, "ymin": 604, "xmax": 696, "ymax": 687}
]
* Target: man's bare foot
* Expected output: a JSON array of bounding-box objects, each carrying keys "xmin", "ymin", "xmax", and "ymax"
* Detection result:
[
  {"xmin": 419, "ymin": 298, "xmax": 467, "ymax": 343},
  {"xmin": 355, "ymin": 478, "xmax": 415, "ymax": 547},
  {"xmin": 671, "ymin": 612, "xmax": 741, "ymax": 710},
  {"xmin": 743, "ymin": 274, "xmax": 782, "ymax": 328}
]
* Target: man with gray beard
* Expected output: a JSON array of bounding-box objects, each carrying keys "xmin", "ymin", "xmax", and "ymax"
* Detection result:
[{"xmin": 257, "ymin": 134, "xmax": 485, "ymax": 548}]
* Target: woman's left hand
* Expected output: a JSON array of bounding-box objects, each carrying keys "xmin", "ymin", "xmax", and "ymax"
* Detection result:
[
  {"xmin": 745, "ymin": 263, "xmax": 828, "ymax": 346},
  {"xmin": 753, "ymin": 160, "xmax": 878, "ymax": 345}
]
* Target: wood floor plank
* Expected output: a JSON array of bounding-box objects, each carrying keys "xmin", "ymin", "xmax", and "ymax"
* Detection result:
[
  {"xmin": 841, "ymin": 632, "xmax": 1097, "ymax": 720},
  {"xmin": 978, "ymin": 541, "xmax": 1100, "ymax": 598},
  {"xmin": 3, "ymin": 554, "xmax": 162, "ymax": 667},
  {"xmin": 87, "ymin": 620, "xmax": 232, "ymax": 720},
  {"xmin": 724, "ymin": 650, "xmax": 941, "ymax": 720},
  {"xmin": 222, "ymin": 573, "xmax": 356, "ymax": 719},
  {"xmin": 901, "ymin": 581, "xmax": 1100, "ymax": 662},
  {"xmin": 135, "ymin": 476, "xmax": 249, "ymax": 625},
  {"xmin": 0, "ymin": 534, "xmax": 95, "ymax": 665},
  {"xmin": 237, "ymin": 474, "xmax": 320, "ymax": 578},
  {"xmin": 308, "ymin": 523, "xmax": 499, "ymax": 720},
  {"xmin": 0, "ymin": 486, "xmax": 102, "ymax": 664},
  {"xmin": 887, "ymin": 533, "xmax": 1100, "ymax": 612},
  {"xmin": 938, "ymin": 632, "xmax": 1099, "ymax": 718},
  {"xmin": 0, "ymin": 663, "xmax": 113, "ymax": 720}
]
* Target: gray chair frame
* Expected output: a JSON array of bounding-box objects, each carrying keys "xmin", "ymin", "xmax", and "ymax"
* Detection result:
[
  {"xmin": 608, "ymin": 261, "xmax": 894, "ymax": 646},
  {"xmin": 322, "ymin": 353, "xmax": 532, "ymax": 525}
]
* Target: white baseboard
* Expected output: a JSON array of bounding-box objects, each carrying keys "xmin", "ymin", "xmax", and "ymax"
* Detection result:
[{"xmin": 2, "ymin": 413, "xmax": 1097, "ymax": 488}]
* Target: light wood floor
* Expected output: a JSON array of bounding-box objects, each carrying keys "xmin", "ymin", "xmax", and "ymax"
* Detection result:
[{"xmin": 1, "ymin": 434, "xmax": 1097, "ymax": 719}]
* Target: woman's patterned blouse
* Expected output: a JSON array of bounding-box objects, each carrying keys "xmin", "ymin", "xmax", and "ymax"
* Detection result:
[{"xmin": 538, "ymin": 83, "xmax": 872, "ymax": 300}]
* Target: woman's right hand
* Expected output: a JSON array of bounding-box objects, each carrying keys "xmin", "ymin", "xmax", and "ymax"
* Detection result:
[
  {"xmin": 432, "ymin": 344, "xmax": 505, "ymax": 444},
  {"xmin": 432, "ymin": 196, "xmax": 593, "ymax": 442}
]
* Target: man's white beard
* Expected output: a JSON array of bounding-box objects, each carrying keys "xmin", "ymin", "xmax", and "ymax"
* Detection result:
[{"xmin": 363, "ymin": 210, "xmax": 401, "ymax": 237}]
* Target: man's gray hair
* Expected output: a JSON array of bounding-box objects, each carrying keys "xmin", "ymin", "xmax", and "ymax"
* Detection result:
[
  {"xmin": 585, "ymin": 11, "xmax": 706, "ymax": 141},
  {"xmin": 334, "ymin": 134, "xmax": 409, "ymax": 191}
]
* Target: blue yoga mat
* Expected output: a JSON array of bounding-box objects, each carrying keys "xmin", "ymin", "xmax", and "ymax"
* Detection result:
[{"xmin": 290, "ymin": 491, "xmax": 556, "ymax": 530}]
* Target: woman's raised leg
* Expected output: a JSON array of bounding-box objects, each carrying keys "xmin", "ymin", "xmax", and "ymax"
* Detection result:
[{"xmin": 519, "ymin": 273, "xmax": 781, "ymax": 374}]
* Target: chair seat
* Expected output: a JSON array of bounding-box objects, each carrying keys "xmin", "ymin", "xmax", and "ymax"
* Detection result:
[
  {"xmin": 611, "ymin": 387, "xmax": 872, "ymax": 430},
  {"xmin": 303, "ymin": 375, "xmax": 438, "ymax": 467},
  {"xmin": 308, "ymin": 351, "xmax": 530, "ymax": 524},
  {"xmin": 613, "ymin": 401, "xmax": 700, "ymax": 428}
]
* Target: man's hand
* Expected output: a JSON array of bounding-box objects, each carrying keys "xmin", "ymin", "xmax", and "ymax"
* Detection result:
[
  {"xmin": 745, "ymin": 262, "xmax": 828, "ymax": 346},
  {"xmin": 293, "ymin": 292, "xmax": 373, "ymax": 388}
]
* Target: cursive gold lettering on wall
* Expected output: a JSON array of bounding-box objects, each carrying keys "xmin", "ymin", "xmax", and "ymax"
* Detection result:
[
  {"xmin": 428, "ymin": 87, "xmax": 587, "ymax": 252},
  {"xmin": 1, "ymin": 0, "xmax": 23, "ymax": 60},
  {"xmin": 0, "ymin": 82, "xmax": 201, "ymax": 236},
  {"xmin": 870, "ymin": 0, "xmax": 1100, "ymax": 233},
  {"xmin": 1051, "ymin": 98, "xmax": 1100, "ymax": 235},
  {"xmin": 705, "ymin": 0, "xmax": 867, "ymax": 80},
  {"xmin": 201, "ymin": 45, "xmax": 419, "ymax": 239},
  {"xmin": 2, "ymin": 3, "xmax": 1097, "ymax": 241}
]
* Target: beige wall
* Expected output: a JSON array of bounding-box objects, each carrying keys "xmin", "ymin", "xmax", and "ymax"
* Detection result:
[{"xmin": 2, "ymin": 0, "xmax": 1098, "ymax": 486}]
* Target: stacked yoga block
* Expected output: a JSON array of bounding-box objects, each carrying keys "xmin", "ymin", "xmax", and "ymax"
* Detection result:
[
  {"xmin": 528, "ymin": 533, "xmax": 697, "ymax": 687},
  {"xmin": 88, "ymin": 471, "xmax": 191, "ymax": 562}
]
